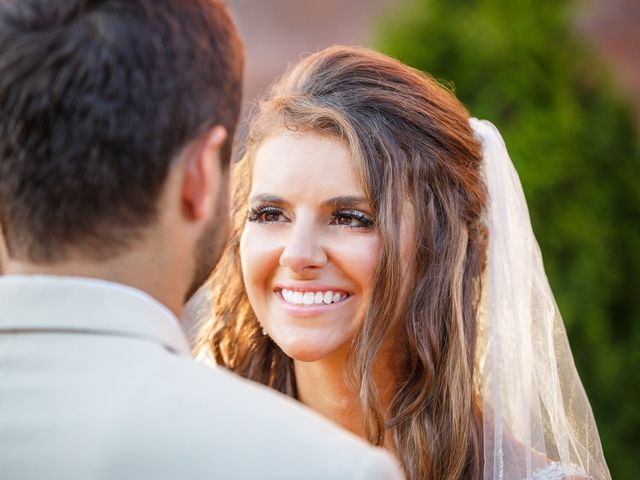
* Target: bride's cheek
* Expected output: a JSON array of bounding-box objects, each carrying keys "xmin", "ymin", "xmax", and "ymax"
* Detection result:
[
  {"xmin": 350, "ymin": 236, "xmax": 380, "ymax": 281},
  {"xmin": 240, "ymin": 226, "xmax": 281, "ymax": 296}
]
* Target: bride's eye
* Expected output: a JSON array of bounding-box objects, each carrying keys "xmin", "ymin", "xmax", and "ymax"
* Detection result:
[
  {"xmin": 329, "ymin": 209, "xmax": 374, "ymax": 229},
  {"xmin": 247, "ymin": 205, "xmax": 288, "ymax": 224}
]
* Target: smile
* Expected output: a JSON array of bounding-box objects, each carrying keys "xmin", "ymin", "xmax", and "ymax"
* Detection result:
[{"xmin": 277, "ymin": 288, "xmax": 350, "ymax": 306}]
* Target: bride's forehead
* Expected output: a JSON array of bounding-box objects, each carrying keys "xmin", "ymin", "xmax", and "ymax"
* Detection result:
[
  {"xmin": 254, "ymin": 131, "xmax": 350, "ymax": 164},
  {"xmin": 250, "ymin": 132, "xmax": 362, "ymax": 193}
]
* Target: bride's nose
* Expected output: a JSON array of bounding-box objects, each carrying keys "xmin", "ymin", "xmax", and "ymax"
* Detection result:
[{"xmin": 279, "ymin": 220, "xmax": 327, "ymax": 275}]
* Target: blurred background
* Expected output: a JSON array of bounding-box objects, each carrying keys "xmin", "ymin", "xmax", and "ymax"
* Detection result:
[
  {"xmin": 0, "ymin": 0, "xmax": 637, "ymax": 477},
  {"xmin": 223, "ymin": 0, "xmax": 640, "ymax": 478}
]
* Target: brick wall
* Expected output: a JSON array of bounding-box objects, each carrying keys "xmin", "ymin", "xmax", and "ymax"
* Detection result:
[{"xmin": 580, "ymin": 0, "xmax": 640, "ymax": 121}]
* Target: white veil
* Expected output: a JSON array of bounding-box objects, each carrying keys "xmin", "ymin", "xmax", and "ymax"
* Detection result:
[{"xmin": 470, "ymin": 118, "xmax": 611, "ymax": 480}]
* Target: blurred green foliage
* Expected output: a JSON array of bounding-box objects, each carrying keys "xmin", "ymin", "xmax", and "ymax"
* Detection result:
[{"xmin": 375, "ymin": 0, "xmax": 640, "ymax": 478}]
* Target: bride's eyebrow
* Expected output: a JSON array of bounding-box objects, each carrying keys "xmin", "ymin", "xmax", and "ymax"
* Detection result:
[
  {"xmin": 248, "ymin": 193, "xmax": 287, "ymax": 206},
  {"xmin": 321, "ymin": 196, "xmax": 369, "ymax": 209}
]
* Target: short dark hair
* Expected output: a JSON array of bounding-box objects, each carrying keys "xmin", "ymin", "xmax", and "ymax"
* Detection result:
[{"xmin": 0, "ymin": 0, "xmax": 244, "ymax": 261}]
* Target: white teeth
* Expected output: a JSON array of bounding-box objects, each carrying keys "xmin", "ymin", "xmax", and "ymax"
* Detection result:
[
  {"xmin": 293, "ymin": 291, "xmax": 303, "ymax": 304},
  {"xmin": 302, "ymin": 292, "xmax": 315, "ymax": 305},
  {"xmin": 279, "ymin": 289, "xmax": 347, "ymax": 306},
  {"xmin": 323, "ymin": 291, "xmax": 333, "ymax": 304}
]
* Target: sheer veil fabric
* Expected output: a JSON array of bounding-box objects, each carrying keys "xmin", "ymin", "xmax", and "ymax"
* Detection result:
[{"xmin": 471, "ymin": 118, "xmax": 611, "ymax": 480}]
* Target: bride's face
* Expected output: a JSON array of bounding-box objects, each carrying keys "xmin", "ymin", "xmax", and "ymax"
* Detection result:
[{"xmin": 240, "ymin": 132, "xmax": 380, "ymax": 362}]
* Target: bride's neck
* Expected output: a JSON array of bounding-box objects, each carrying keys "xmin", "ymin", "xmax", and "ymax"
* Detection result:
[
  {"xmin": 293, "ymin": 341, "xmax": 398, "ymax": 450},
  {"xmin": 294, "ymin": 348, "xmax": 363, "ymax": 436}
]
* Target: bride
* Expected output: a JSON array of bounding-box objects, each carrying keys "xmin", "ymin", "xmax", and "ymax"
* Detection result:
[{"xmin": 196, "ymin": 46, "xmax": 611, "ymax": 480}]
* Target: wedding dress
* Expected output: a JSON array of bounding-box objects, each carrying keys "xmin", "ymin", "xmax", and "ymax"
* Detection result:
[{"xmin": 471, "ymin": 118, "xmax": 611, "ymax": 480}]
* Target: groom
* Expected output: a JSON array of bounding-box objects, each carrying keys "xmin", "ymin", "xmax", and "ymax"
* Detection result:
[{"xmin": 0, "ymin": 1, "xmax": 402, "ymax": 479}]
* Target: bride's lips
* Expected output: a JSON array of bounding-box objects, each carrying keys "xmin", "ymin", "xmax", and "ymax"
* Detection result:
[{"xmin": 273, "ymin": 285, "xmax": 353, "ymax": 317}]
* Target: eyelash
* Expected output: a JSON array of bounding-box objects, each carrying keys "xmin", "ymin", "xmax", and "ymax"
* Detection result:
[
  {"xmin": 330, "ymin": 209, "xmax": 374, "ymax": 228},
  {"xmin": 247, "ymin": 205, "xmax": 375, "ymax": 229},
  {"xmin": 247, "ymin": 205, "xmax": 286, "ymax": 224}
]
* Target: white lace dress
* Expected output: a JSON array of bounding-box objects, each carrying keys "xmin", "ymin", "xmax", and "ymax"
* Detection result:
[{"xmin": 528, "ymin": 463, "xmax": 592, "ymax": 480}]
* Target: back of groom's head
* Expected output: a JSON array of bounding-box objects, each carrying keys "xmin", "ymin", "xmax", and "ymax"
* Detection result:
[{"xmin": 0, "ymin": 0, "xmax": 243, "ymax": 263}]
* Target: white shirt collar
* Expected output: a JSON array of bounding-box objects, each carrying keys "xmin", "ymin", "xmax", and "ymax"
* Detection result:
[{"xmin": 0, "ymin": 275, "xmax": 191, "ymax": 356}]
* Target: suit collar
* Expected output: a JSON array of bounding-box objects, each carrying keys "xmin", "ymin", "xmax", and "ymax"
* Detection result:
[{"xmin": 0, "ymin": 275, "xmax": 190, "ymax": 356}]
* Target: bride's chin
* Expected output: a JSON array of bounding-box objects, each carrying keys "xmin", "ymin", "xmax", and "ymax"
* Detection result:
[{"xmin": 278, "ymin": 341, "xmax": 335, "ymax": 363}]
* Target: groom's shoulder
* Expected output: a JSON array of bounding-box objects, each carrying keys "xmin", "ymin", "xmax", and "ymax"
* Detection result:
[{"xmin": 126, "ymin": 353, "xmax": 403, "ymax": 480}]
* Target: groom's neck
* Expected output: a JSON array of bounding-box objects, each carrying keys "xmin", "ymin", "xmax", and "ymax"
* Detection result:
[{"xmin": 6, "ymin": 242, "xmax": 189, "ymax": 318}]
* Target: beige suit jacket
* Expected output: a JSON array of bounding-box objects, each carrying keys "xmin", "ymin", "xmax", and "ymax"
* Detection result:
[{"xmin": 0, "ymin": 276, "xmax": 403, "ymax": 480}]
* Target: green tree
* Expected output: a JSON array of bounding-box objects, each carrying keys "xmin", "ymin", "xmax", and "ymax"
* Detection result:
[{"xmin": 376, "ymin": 1, "xmax": 640, "ymax": 478}]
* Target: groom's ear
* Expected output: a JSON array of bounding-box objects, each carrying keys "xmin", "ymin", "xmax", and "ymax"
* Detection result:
[{"xmin": 180, "ymin": 126, "xmax": 228, "ymax": 222}]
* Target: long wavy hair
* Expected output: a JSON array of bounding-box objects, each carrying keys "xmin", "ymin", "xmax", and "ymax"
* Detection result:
[{"xmin": 196, "ymin": 46, "xmax": 488, "ymax": 480}]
